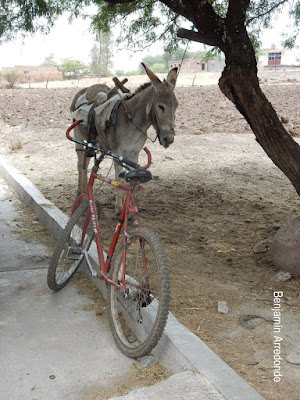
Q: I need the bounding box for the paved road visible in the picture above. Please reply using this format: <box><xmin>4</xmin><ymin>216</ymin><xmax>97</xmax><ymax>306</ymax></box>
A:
<box><xmin>0</xmin><ymin>178</ymin><xmax>134</xmax><ymax>400</ymax></box>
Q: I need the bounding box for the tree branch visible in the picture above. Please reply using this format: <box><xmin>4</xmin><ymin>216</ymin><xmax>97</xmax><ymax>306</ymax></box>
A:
<box><xmin>177</xmin><ymin>27</ymin><xmax>219</xmax><ymax>47</ymax></box>
<box><xmin>247</xmin><ymin>0</ymin><xmax>288</xmax><ymax>24</ymax></box>
<box><xmin>161</xmin><ymin>0</ymin><xmax>225</xmax><ymax>49</ymax></box>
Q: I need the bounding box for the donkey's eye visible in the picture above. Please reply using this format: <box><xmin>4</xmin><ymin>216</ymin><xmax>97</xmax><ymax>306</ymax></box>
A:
<box><xmin>158</xmin><ymin>105</ymin><xmax>165</xmax><ymax>113</ymax></box>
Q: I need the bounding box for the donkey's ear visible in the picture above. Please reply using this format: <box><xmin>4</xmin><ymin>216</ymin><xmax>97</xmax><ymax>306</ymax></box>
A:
<box><xmin>166</xmin><ymin>67</ymin><xmax>178</xmax><ymax>89</ymax></box>
<box><xmin>142</xmin><ymin>63</ymin><xmax>162</xmax><ymax>91</ymax></box>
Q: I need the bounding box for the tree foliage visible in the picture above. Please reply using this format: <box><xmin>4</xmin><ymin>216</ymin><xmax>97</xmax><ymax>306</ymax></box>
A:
<box><xmin>60</xmin><ymin>58</ymin><xmax>87</xmax><ymax>77</ymax></box>
<box><xmin>41</xmin><ymin>53</ymin><xmax>57</xmax><ymax>66</ymax></box>
<box><xmin>0</xmin><ymin>0</ymin><xmax>63</xmax><ymax>42</ymax></box>
<box><xmin>90</xmin><ymin>0</ymin><xmax>300</xmax><ymax>52</ymax></box>
<box><xmin>92</xmin><ymin>0</ymin><xmax>185</xmax><ymax>52</ymax></box>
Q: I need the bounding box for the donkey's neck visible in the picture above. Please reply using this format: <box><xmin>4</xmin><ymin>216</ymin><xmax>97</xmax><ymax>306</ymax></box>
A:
<box><xmin>126</xmin><ymin>85</ymin><xmax>154</xmax><ymax>132</ymax></box>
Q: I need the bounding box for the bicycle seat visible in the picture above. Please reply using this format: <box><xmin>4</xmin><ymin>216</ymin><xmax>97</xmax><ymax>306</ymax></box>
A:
<box><xmin>119</xmin><ymin>169</ymin><xmax>152</xmax><ymax>183</ymax></box>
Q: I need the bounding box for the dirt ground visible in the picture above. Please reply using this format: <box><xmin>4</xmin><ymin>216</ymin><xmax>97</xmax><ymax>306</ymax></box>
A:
<box><xmin>1</xmin><ymin>71</ymin><xmax>300</xmax><ymax>400</ymax></box>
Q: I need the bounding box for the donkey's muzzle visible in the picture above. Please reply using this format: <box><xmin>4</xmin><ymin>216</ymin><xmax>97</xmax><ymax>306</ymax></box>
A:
<box><xmin>159</xmin><ymin>131</ymin><xmax>175</xmax><ymax>148</ymax></box>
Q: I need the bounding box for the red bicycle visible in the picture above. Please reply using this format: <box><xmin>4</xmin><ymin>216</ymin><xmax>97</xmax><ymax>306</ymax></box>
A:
<box><xmin>47</xmin><ymin>120</ymin><xmax>170</xmax><ymax>358</ymax></box>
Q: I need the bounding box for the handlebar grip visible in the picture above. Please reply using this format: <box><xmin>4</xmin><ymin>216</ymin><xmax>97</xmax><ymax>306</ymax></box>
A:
<box><xmin>66</xmin><ymin>119</ymin><xmax>83</xmax><ymax>141</ymax></box>
<box><xmin>118</xmin><ymin>156</ymin><xmax>139</xmax><ymax>169</ymax></box>
<box><xmin>139</xmin><ymin>147</ymin><xmax>152</xmax><ymax>169</ymax></box>
<box><xmin>117</xmin><ymin>147</ymin><xmax>151</xmax><ymax>170</ymax></box>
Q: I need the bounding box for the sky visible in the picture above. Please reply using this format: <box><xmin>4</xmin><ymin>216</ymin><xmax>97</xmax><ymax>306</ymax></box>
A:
<box><xmin>0</xmin><ymin>5</ymin><xmax>298</xmax><ymax>72</ymax></box>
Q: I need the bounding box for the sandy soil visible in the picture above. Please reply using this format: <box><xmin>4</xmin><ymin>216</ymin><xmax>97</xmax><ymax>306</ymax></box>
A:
<box><xmin>1</xmin><ymin>71</ymin><xmax>300</xmax><ymax>400</ymax></box>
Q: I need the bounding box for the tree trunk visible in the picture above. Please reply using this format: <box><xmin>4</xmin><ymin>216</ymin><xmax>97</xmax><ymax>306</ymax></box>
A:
<box><xmin>218</xmin><ymin>19</ymin><xmax>300</xmax><ymax>197</ymax></box>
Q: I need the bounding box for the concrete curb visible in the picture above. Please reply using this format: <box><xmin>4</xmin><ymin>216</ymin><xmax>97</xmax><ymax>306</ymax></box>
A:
<box><xmin>0</xmin><ymin>155</ymin><xmax>265</xmax><ymax>400</ymax></box>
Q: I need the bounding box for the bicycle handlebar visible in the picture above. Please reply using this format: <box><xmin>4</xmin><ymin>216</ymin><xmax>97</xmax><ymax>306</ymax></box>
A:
<box><xmin>66</xmin><ymin>120</ymin><xmax>152</xmax><ymax>170</ymax></box>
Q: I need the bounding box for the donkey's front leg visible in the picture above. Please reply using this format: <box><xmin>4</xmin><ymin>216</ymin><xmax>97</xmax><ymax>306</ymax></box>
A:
<box><xmin>76</xmin><ymin>143</ymin><xmax>90</xmax><ymax>196</ymax></box>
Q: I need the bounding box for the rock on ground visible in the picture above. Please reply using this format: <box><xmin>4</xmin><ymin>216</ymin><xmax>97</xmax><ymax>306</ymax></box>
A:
<box><xmin>272</xmin><ymin>216</ymin><xmax>300</xmax><ymax>276</ymax></box>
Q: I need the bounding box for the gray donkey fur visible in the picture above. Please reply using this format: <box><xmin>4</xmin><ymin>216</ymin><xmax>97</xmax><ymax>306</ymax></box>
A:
<box><xmin>70</xmin><ymin>63</ymin><xmax>178</xmax><ymax>215</ymax></box>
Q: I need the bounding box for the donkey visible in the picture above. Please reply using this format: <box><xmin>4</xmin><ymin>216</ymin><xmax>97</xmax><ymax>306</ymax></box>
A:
<box><xmin>70</xmin><ymin>63</ymin><xmax>178</xmax><ymax>215</ymax></box>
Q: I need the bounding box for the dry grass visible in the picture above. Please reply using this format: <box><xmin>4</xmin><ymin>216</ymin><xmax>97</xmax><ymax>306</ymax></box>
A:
<box><xmin>12</xmin><ymin>201</ymin><xmax>56</xmax><ymax>253</ymax></box>
<box><xmin>8</xmin><ymin>138</ymin><xmax>22</xmax><ymax>151</ymax></box>
<box><xmin>73</xmin><ymin>271</ymin><xmax>108</xmax><ymax>316</ymax></box>
<box><xmin>84</xmin><ymin>363</ymin><xmax>172</xmax><ymax>400</ymax></box>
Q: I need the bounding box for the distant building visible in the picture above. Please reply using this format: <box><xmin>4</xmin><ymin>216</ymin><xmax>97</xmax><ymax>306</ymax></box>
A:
<box><xmin>258</xmin><ymin>48</ymin><xmax>300</xmax><ymax>69</ymax></box>
<box><xmin>168</xmin><ymin>58</ymin><xmax>225</xmax><ymax>73</ymax></box>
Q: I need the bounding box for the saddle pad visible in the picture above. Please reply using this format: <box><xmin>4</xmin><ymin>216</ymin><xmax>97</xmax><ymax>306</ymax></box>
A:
<box><xmin>94</xmin><ymin>93</ymin><xmax>131</xmax><ymax>131</ymax></box>
<box><xmin>71</xmin><ymin>91</ymin><xmax>108</xmax><ymax>126</ymax></box>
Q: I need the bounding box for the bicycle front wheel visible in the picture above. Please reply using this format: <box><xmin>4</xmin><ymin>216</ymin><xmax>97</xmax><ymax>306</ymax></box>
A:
<box><xmin>47</xmin><ymin>200</ymin><xmax>93</xmax><ymax>291</ymax></box>
<box><xmin>107</xmin><ymin>227</ymin><xmax>170</xmax><ymax>358</ymax></box>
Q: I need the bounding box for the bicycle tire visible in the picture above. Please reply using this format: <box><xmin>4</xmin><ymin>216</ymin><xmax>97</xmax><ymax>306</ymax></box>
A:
<box><xmin>107</xmin><ymin>227</ymin><xmax>170</xmax><ymax>358</ymax></box>
<box><xmin>47</xmin><ymin>200</ymin><xmax>93</xmax><ymax>291</ymax></box>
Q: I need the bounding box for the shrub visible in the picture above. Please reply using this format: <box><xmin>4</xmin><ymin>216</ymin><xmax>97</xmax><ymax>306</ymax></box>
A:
<box><xmin>150</xmin><ymin>63</ymin><xmax>168</xmax><ymax>73</ymax></box>
<box><xmin>3</xmin><ymin>70</ymin><xmax>21</xmax><ymax>88</ymax></box>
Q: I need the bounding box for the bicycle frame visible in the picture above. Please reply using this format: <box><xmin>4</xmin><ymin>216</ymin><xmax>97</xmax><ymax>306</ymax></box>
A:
<box><xmin>72</xmin><ymin>169</ymin><xmax>144</xmax><ymax>291</ymax></box>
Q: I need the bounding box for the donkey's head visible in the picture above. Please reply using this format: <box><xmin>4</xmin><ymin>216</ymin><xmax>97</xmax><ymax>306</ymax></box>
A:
<box><xmin>142</xmin><ymin>63</ymin><xmax>178</xmax><ymax>148</ymax></box>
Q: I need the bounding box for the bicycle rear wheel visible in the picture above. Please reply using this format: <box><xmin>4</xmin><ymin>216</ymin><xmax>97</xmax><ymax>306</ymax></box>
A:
<box><xmin>47</xmin><ymin>200</ymin><xmax>93</xmax><ymax>291</ymax></box>
<box><xmin>107</xmin><ymin>227</ymin><xmax>170</xmax><ymax>358</ymax></box>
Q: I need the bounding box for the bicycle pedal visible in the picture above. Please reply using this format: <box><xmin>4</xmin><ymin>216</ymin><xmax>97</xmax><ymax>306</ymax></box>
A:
<box><xmin>67</xmin><ymin>246</ymin><xmax>82</xmax><ymax>260</ymax></box>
